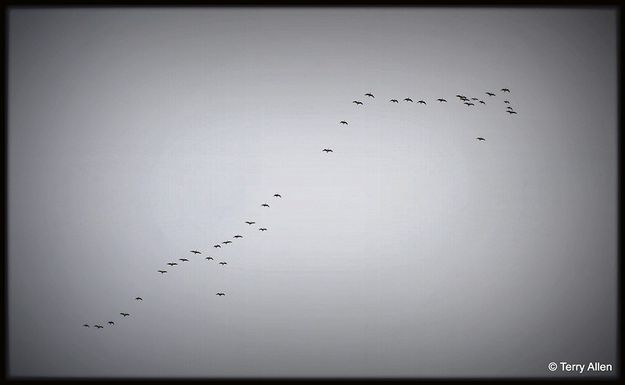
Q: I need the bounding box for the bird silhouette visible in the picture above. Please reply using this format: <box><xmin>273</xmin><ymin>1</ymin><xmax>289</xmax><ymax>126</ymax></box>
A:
<box><xmin>340</xmin><ymin>121</ymin><xmax>348</xmax><ymax>125</ymax></box>
<box><xmin>390</xmin><ymin>99</ymin><xmax>399</xmax><ymax>103</ymax></box>
<box><xmin>166</xmin><ymin>262</ymin><xmax>178</xmax><ymax>266</ymax></box>
<box><xmin>233</xmin><ymin>235</ymin><xmax>243</xmax><ymax>238</ymax></box>
<box><xmin>245</xmin><ymin>221</ymin><xmax>256</xmax><ymax>225</ymax></box>
<box><xmin>94</xmin><ymin>325</ymin><xmax>104</xmax><ymax>329</ymax></box>
<box><xmin>158</xmin><ymin>270</ymin><xmax>167</xmax><ymax>274</ymax></box>
<box><xmin>476</xmin><ymin>137</ymin><xmax>486</xmax><ymax>141</ymax></box>
<box><xmin>504</xmin><ymin>100</ymin><xmax>510</xmax><ymax>104</ymax></box>
<box><xmin>352</xmin><ymin>101</ymin><xmax>363</xmax><ymax>105</ymax></box>
<box><xmin>486</xmin><ymin>92</ymin><xmax>496</xmax><ymax>96</ymax></box>
<box><xmin>501</xmin><ymin>88</ymin><xmax>510</xmax><ymax>92</ymax></box>
<box><xmin>464</xmin><ymin>102</ymin><xmax>474</xmax><ymax>106</ymax></box>
<box><xmin>417</xmin><ymin>100</ymin><xmax>426</xmax><ymax>105</ymax></box>
<box><xmin>135</xmin><ymin>297</ymin><xmax>143</xmax><ymax>301</ymax></box>
<box><xmin>259</xmin><ymin>228</ymin><xmax>268</xmax><ymax>231</ymax></box>
<box><xmin>404</xmin><ymin>98</ymin><xmax>413</xmax><ymax>102</ymax></box>
<box><xmin>219</xmin><ymin>262</ymin><xmax>228</xmax><ymax>265</ymax></box>
<box><xmin>214</xmin><ymin>244</ymin><xmax>221</xmax><ymax>248</ymax></box>
<box><xmin>455</xmin><ymin>94</ymin><xmax>464</xmax><ymax>98</ymax></box>
<box><xmin>471</xmin><ymin>97</ymin><xmax>479</xmax><ymax>101</ymax></box>
<box><xmin>190</xmin><ymin>250</ymin><xmax>201</xmax><ymax>254</ymax></box>
<box><xmin>83</xmin><ymin>324</ymin><xmax>90</xmax><ymax>328</ymax></box>
<box><xmin>479</xmin><ymin>100</ymin><xmax>486</xmax><ymax>104</ymax></box>
<box><xmin>261</xmin><ymin>203</ymin><xmax>270</xmax><ymax>207</ymax></box>
<box><xmin>179</xmin><ymin>258</ymin><xmax>189</xmax><ymax>262</ymax></box>
<box><xmin>216</xmin><ymin>292</ymin><xmax>226</xmax><ymax>296</ymax></box>
<box><xmin>322</xmin><ymin>149</ymin><xmax>333</xmax><ymax>153</ymax></box>
<box><xmin>205</xmin><ymin>256</ymin><xmax>214</xmax><ymax>260</ymax></box>
<box><xmin>120</xmin><ymin>313</ymin><xmax>130</xmax><ymax>317</ymax></box>
<box><xmin>222</xmin><ymin>240</ymin><xmax>232</xmax><ymax>244</ymax></box>
<box><xmin>507</xmin><ymin>110</ymin><xmax>518</xmax><ymax>114</ymax></box>
<box><xmin>273</xmin><ymin>194</ymin><xmax>282</xmax><ymax>198</ymax></box>
<box><xmin>108</xmin><ymin>321</ymin><xmax>115</xmax><ymax>325</ymax></box>
<box><xmin>437</xmin><ymin>98</ymin><xmax>447</xmax><ymax>102</ymax></box>
<box><xmin>365</xmin><ymin>93</ymin><xmax>374</xmax><ymax>98</ymax></box>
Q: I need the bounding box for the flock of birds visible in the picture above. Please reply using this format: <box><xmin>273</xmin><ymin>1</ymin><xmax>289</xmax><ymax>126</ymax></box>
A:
<box><xmin>82</xmin><ymin>87</ymin><xmax>516</xmax><ymax>330</ymax></box>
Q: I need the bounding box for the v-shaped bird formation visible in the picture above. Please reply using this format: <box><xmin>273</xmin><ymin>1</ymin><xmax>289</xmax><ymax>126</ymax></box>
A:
<box><xmin>83</xmin><ymin>86</ymin><xmax>518</xmax><ymax>330</ymax></box>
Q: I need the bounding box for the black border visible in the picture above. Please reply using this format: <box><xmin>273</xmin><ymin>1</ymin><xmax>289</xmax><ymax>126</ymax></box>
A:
<box><xmin>2</xmin><ymin>1</ymin><xmax>622</xmax><ymax>383</ymax></box>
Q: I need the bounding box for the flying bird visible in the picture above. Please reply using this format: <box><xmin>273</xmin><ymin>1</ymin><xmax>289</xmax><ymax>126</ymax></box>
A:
<box><xmin>108</xmin><ymin>321</ymin><xmax>115</xmax><ymax>325</ymax></box>
<box><xmin>233</xmin><ymin>235</ymin><xmax>243</xmax><ymax>238</ymax></box>
<box><xmin>365</xmin><ymin>93</ymin><xmax>374</xmax><ymax>98</ymax></box>
<box><xmin>471</xmin><ymin>97</ymin><xmax>479</xmax><ymax>101</ymax></box>
<box><xmin>135</xmin><ymin>297</ymin><xmax>143</xmax><ymax>301</ymax></box>
<box><xmin>417</xmin><ymin>100</ymin><xmax>426</xmax><ymax>105</ymax></box>
<box><xmin>322</xmin><ymin>148</ymin><xmax>333</xmax><ymax>153</ymax></box>
<box><xmin>261</xmin><ymin>203</ymin><xmax>270</xmax><ymax>207</ymax></box>
<box><xmin>214</xmin><ymin>244</ymin><xmax>221</xmax><ymax>248</ymax></box>
<box><xmin>352</xmin><ymin>101</ymin><xmax>363</xmax><ymax>105</ymax></box>
<box><xmin>479</xmin><ymin>100</ymin><xmax>486</xmax><ymax>104</ymax></box>
<box><xmin>83</xmin><ymin>324</ymin><xmax>90</xmax><ymax>328</ymax></box>
<box><xmin>245</xmin><ymin>221</ymin><xmax>256</xmax><ymax>225</ymax></box>
<box><xmin>437</xmin><ymin>98</ymin><xmax>447</xmax><ymax>102</ymax></box>
<box><xmin>166</xmin><ymin>262</ymin><xmax>178</xmax><ymax>266</ymax></box>
<box><xmin>158</xmin><ymin>270</ymin><xmax>167</xmax><ymax>274</ymax></box>
<box><xmin>464</xmin><ymin>102</ymin><xmax>474</xmax><ymax>106</ymax></box>
<box><xmin>390</xmin><ymin>99</ymin><xmax>399</xmax><ymax>103</ymax></box>
<box><xmin>120</xmin><ymin>313</ymin><xmax>130</xmax><ymax>317</ymax></box>
<box><xmin>486</xmin><ymin>92</ymin><xmax>496</xmax><ymax>96</ymax></box>
<box><xmin>219</xmin><ymin>262</ymin><xmax>228</xmax><ymax>265</ymax></box>
<box><xmin>340</xmin><ymin>121</ymin><xmax>348</xmax><ymax>125</ymax></box>
<box><xmin>404</xmin><ymin>98</ymin><xmax>413</xmax><ymax>102</ymax></box>
<box><xmin>216</xmin><ymin>292</ymin><xmax>226</xmax><ymax>296</ymax></box>
<box><xmin>476</xmin><ymin>137</ymin><xmax>486</xmax><ymax>141</ymax></box>
<box><xmin>190</xmin><ymin>250</ymin><xmax>201</xmax><ymax>254</ymax></box>
<box><xmin>94</xmin><ymin>325</ymin><xmax>104</xmax><ymax>329</ymax></box>
<box><xmin>205</xmin><ymin>256</ymin><xmax>214</xmax><ymax>260</ymax></box>
<box><xmin>273</xmin><ymin>194</ymin><xmax>281</xmax><ymax>198</ymax></box>
<box><xmin>504</xmin><ymin>100</ymin><xmax>510</xmax><ymax>104</ymax></box>
<box><xmin>259</xmin><ymin>228</ymin><xmax>268</xmax><ymax>231</ymax></box>
<box><xmin>507</xmin><ymin>110</ymin><xmax>518</xmax><ymax>114</ymax></box>
<box><xmin>222</xmin><ymin>240</ymin><xmax>232</xmax><ymax>244</ymax></box>
<box><xmin>179</xmin><ymin>258</ymin><xmax>189</xmax><ymax>262</ymax></box>
<box><xmin>455</xmin><ymin>94</ymin><xmax>464</xmax><ymax>98</ymax></box>
<box><xmin>501</xmin><ymin>88</ymin><xmax>510</xmax><ymax>92</ymax></box>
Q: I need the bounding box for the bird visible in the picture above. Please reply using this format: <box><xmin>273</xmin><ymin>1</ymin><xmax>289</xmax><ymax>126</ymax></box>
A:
<box><xmin>507</xmin><ymin>110</ymin><xmax>518</xmax><ymax>114</ymax></box>
<box><xmin>214</xmin><ymin>244</ymin><xmax>221</xmax><ymax>248</ymax></box>
<box><xmin>455</xmin><ymin>94</ymin><xmax>464</xmax><ymax>98</ymax></box>
<box><xmin>83</xmin><ymin>324</ymin><xmax>90</xmax><ymax>328</ymax></box>
<box><xmin>166</xmin><ymin>262</ymin><xmax>178</xmax><ymax>266</ymax></box>
<box><xmin>273</xmin><ymin>194</ymin><xmax>282</xmax><ymax>198</ymax></box>
<box><xmin>245</xmin><ymin>221</ymin><xmax>256</xmax><ymax>225</ymax></box>
<box><xmin>486</xmin><ymin>92</ymin><xmax>496</xmax><ymax>96</ymax></box>
<box><xmin>108</xmin><ymin>321</ymin><xmax>115</xmax><ymax>325</ymax></box>
<box><xmin>158</xmin><ymin>270</ymin><xmax>167</xmax><ymax>274</ymax></box>
<box><xmin>205</xmin><ymin>256</ymin><xmax>214</xmax><ymax>260</ymax></box>
<box><xmin>464</xmin><ymin>102</ymin><xmax>474</xmax><ymax>106</ymax></box>
<box><xmin>352</xmin><ymin>101</ymin><xmax>363</xmax><ymax>105</ymax></box>
<box><xmin>135</xmin><ymin>297</ymin><xmax>143</xmax><ymax>301</ymax></box>
<box><xmin>417</xmin><ymin>100</ymin><xmax>426</xmax><ymax>105</ymax></box>
<box><xmin>222</xmin><ymin>240</ymin><xmax>232</xmax><ymax>244</ymax></box>
<box><xmin>437</xmin><ymin>98</ymin><xmax>447</xmax><ymax>102</ymax></box>
<box><xmin>94</xmin><ymin>325</ymin><xmax>104</xmax><ymax>329</ymax></box>
<box><xmin>340</xmin><ymin>121</ymin><xmax>348</xmax><ymax>125</ymax></box>
<box><xmin>501</xmin><ymin>88</ymin><xmax>510</xmax><ymax>92</ymax></box>
<box><xmin>120</xmin><ymin>313</ymin><xmax>130</xmax><ymax>317</ymax></box>
<box><xmin>179</xmin><ymin>258</ymin><xmax>189</xmax><ymax>262</ymax></box>
<box><xmin>259</xmin><ymin>228</ymin><xmax>268</xmax><ymax>231</ymax></box>
<box><xmin>261</xmin><ymin>203</ymin><xmax>270</xmax><ymax>207</ymax></box>
<box><xmin>219</xmin><ymin>262</ymin><xmax>227</xmax><ymax>265</ymax></box>
<box><xmin>233</xmin><ymin>235</ymin><xmax>243</xmax><ymax>238</ymax></box>
<box><xmin>404</xmin><ymin>98</ymin><xmax>413</xmax><ymax>102</ymax></box>
<box><xmin>476</xmin><ymin>137</ymin><xmax>486</xmax><ymax>141</ymax></box>
<box><xmin>190</xmin><ymin>250</ymin><xmax>201</xmax><ymax>254</ymax></box>
<box><xmin>322</xmin><ymin>149</ymin><xmax>333</xmax><ymax>153</ymax></box>
<box><xmin>504</xmin><ymin>100</ymin><xmax>510</xmax><ymax>104</ymax></box>
<box><xmin>479</xmin><ymin>100</ymin><xmax>486</xmax><ymax>104</ymax></box>
<box><xmin>365</xmin><ymin>93</ymin><xmax>374</xmax><ymax>98</ymax></box>
<box><xmin>471</xmin><ymin>97</ymin><xmax>479</xmax><ymax>101</ymax></box>
<box><xmin>216</xmin><ymin>292</ymin><xmax>226</xmax><ymax>296</ymax></box>
<box><xmin>390</xmin><ymin>99</ymin><xmax>399</xmax><ymax>103</ymax></box>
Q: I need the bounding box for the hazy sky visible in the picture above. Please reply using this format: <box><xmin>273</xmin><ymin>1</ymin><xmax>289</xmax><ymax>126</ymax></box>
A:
<box><xmin>8</xmin><ymin>7</ymin><xmax>618</xmax><ymax>378</ymax></box>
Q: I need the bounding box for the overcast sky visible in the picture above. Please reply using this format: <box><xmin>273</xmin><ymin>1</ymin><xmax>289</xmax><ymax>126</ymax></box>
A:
<box><xmin>8</xmin><ymin>7</ymin><xmax>618</xmax><ymax>378</ymax></box>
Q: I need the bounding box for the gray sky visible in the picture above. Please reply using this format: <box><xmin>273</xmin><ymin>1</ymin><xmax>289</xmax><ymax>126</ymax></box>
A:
<box><xmin>8</xmin><ymin>8</ymin><xmax>618</xmax><ymax>378</ymax></box>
